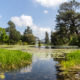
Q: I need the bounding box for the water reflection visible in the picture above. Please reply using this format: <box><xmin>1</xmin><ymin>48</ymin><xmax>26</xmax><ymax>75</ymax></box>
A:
<box><xmin>20</xmin><ymin>65</ymin><xmax>32</xmax><ymax>74</ymax></box>
<box><xmin>4</xmin><ymin>51</ymin><xmax>58</xmax><ymax>80</ymax></box>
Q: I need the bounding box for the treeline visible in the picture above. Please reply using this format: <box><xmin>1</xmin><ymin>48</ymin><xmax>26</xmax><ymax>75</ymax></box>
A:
<box><xmin>1</xmin><ymin>0</ymin><xmax>80</xmax><ymax>46</ymax></box>
<box><xmin>51</xmin><ymin>0</ymin><xmax>80</xmax><ymax>47</ymax></box>
<box><xmin>0</xmin><ymin>21</ymin><xmax>36</xmax><ymax>45</ymax></box>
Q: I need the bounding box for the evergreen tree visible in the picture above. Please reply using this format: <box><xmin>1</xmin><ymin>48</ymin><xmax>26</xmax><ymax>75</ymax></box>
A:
<box><xmin>45</xmin><ymin>32</ymin><xmax>49</xmax><ymax>45</ymax></box>
<box><xmin>22</xmin><ymin>26</ymin><xmax>36</xmax><ymax>45</ymax></box>
<box><xmin>24</xmin><ymin>26</ymin><xmax>32</xmax><ymax>34</ymax></box>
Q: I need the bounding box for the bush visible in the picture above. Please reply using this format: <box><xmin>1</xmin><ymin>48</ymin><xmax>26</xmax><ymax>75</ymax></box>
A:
<box><xmin>69</xmin><ymin>34</ymin><xmax>79</xmax><ymax>46</ymax></box>
<box><xmin>16</xmin><ymin>40</ymin><xmax>22</xmax><ymax>45</ymax></box>
<box><xmin>22</xmin><ymin>42</ymin><xmax>28</xmax><ymax>45</ymax></box>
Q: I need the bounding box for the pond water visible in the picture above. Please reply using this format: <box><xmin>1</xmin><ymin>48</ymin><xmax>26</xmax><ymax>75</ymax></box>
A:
<box><xmin>0</xmin><ymin>49</ymin><xmax>59</xmax><ymax>80</ymax></box>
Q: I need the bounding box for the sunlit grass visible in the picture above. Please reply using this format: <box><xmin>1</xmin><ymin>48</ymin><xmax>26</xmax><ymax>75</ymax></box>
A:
<box><xmin>61</xmin><ymin>50</ymin><xmax>80</xmax><ymax>70</ymax></box>
<box><xmin>0</xmin><ymin>49</ymin><xmax>32</xmax><ymax>70</ymax></box>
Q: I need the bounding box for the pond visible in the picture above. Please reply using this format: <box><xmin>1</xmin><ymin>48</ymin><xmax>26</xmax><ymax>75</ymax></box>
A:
<box><xmin>0</xmin><ymin>48</ymin><xmax>59</xmax><ymax>80</ymax></box>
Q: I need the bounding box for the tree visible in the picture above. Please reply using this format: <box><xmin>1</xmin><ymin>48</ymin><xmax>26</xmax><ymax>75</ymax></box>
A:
<box><xmin>78</xmin><ymin>35</ymin><xmax>80</xmax><ymax>47</ymax></box>
<box><xmin>45</xmin><ymin>32</ymin><xmax>49</xmax><ymax>45</ymax></box>
<box><xmin>51</xmin><ymin>0</ymin><xmax>80</xmax><ymax>45</ymax></box>
<box><xmin>51</xmin><ymin>31</ymin><xmax>58</xmax><ymax>45</ymax></box>
<box><xmin>6</xmin><ymin>21</ymin><xmax>21</xmax><ymax>44</ymax></box>
<box><xmin>58</xmin><ymin>0</ymin><xmax>80</xmax><ymax>33</ymax></box>
<box><xmin>51</xmin><ymin>31</ymin><xmax>65</xmax><ymax>45</ymax></box>
<box><xmin>22</xmin><ymin>27</ymin><xmax>36</xmax><ymax>45</ymax></box>
<box><xmin>69</xmin><ymin>33</ymin><xmax>79</xmax><ymax>45</ymax></box>
<box><xmin>38</xmin><ymin>39</ymin><xmax>41</xmax><ymax>47</ymax></box>
<box><xmin>0</xmin><ymin>27</ymin><xmax>9</xmax><ymax>44</ymax></box>
<box><xmin>24</xmin><ymin>26</ymin><xmax>32</xmax><ymax>34</ymax></box>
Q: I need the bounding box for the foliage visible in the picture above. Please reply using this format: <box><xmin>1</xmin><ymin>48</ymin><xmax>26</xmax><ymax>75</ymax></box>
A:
<box><xmin>22</xmin><ymin>42</ymin><xmax>28</xmax><ymax>45</ymax></box>
<box><xmin>22</xmin><ymin>26</ymin><xmax>36</xmax><ymax>45</ymax></box>
<box><xmin>24</xmin><ymin>26</ymin><xmax>32</xmax><ymax>34</ymax></box>
<box><xmin>0</xmin><ymin>49</ymin><xmax>32</xmax><ymax>70</ymax></box>
<box><xmin>51</xmin><ymin>0</ymin><xmax>80</xmax><ymax>46</ymax></box>
<box><xmin>78</xmin><ymin>35</ymin><xmax>80</xmax><ymax>47</ymax></box>
<box><xmin>38</xmin><ymin>40</ymin><xmax>41</xmax><ymax>47</ymax></box>
<box><xmin>51</xmin><ymin>31</ymin><xmax>69</xmax><ymax>45</ymax></box>
<box><xmin>0</xmin><ymin>27</ymin><xmax>9</xmax><ymax>44</ymax></box>
<box><xmin>45</xmin><ymin>32</ymin><xmax>49</xmax><ymax>45</ymax></box>
<box><xmin>6</xmin><ymin>21</ymin><xmax>21</xmax><ymax>44</ymax></box>
<box><xmin>69</xmin><ymin>33</ymin><xmax>79</xmax><ymax>45</ymax></box>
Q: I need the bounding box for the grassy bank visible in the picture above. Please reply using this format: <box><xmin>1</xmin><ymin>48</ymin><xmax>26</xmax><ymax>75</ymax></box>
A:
<box><xmin>0</xmin><ymin>49</ymin><xmax>32</xmax><ymax>70</ymax></box>
<box><xmin>60</xmin><ymin>50</ymin><xmax>80</xmax><ymax>71</ymax></box>
<box><xmin>54</xmin><ymin>50</ymin><xmax>80</xmax><ymax>80</ymax></box>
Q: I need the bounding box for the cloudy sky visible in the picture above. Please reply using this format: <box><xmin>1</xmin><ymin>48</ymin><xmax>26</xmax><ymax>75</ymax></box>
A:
<box><xmin>0</xmin><ymin>0</ymin><xmax>78</xmax><ymax>39</ymax></box>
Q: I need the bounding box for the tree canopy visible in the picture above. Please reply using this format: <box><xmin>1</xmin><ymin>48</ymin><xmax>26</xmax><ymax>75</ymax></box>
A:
<box><xmin>6</xmin><ymin>21</ymin><xmax>21</xmax><ymax>44</ymax></box>
<box><xmin>0</xmin><ymin>27</ymin><xmax>9</xmax><ymax>44</ymax></box>
<box><xmin>22</xmin><ymin>26</ymin><xmax>36</xmax><ymax>45</ymax></box>
<box><xmin>51</xmin><ymin>0</ymin><xmax>80</xmax><ymax>46</ymax></box>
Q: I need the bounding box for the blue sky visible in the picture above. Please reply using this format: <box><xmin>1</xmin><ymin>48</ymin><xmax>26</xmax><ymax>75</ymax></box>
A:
<box><xmin>0</xmin><ymin>0</ymin><xmax>57</xmax><ymax>27</ymax></box>
<box><xmin>0</xmin><ymin>0</ymin><xmax>79</xmax><ymax>39</ymax></box>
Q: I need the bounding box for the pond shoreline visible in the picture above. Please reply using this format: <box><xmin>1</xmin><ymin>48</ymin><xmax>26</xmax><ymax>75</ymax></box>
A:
<box><xmin>54</xmin><ymin>51</ymin><xmax>80</xmax><ymax>80</ymax></box>
<box><xmin>0</xmin><ymin>45</ymin><xmax>80</xmax><ymax>80</ymax></box>
<box><xmin>0</xmin><ymin>49</ymin><xmax>32</xmax><ymax>71</ymax></box>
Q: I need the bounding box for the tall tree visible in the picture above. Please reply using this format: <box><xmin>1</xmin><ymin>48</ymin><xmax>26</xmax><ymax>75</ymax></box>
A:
<box><xmin>51</xmin><ymin>0</ymin><xmax>80</xmax><ymax>45</ymax></box>
<box><xmin>57</xmin><ymin>0</ymin><xmax>80</xmax><ymax>34</ymax></box>
<box><xmin>22</xmin><ymin>26</ymin><xmax>36</xmax><ymax>45</ymax></box>
<box><xmin>24</xmin><ymin>26</ymin><xmax>32</xmax><ymax>34</ymax></box>
<box><xmin>6</xmin><ymin>21</ymin><xmax>21</xmax><ymax>44</ymax></box>
<box><xmin>45</xmin><ymin>32</ymin><xmax>49</xmax><ymax>45</ymax></box>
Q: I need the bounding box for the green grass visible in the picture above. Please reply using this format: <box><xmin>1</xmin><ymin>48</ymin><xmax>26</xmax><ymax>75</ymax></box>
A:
<box><xmin>0</xmin><ymin>49</ymin><xmax>32</xmax><ymax>70</ymax></box>
<box><xmin>61</xmin><ymin>50</ymin><xmax>80</xmax><ymax>70</ymax></box>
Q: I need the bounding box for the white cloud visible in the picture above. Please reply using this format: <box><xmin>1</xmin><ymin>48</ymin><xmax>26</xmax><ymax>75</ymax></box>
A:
<box><xmin>32</xmin><ymin>25</ymin><xmax>51</xmax><ymax>39</ymax></box>
<box><xmin>34</xmin><ymin>0</ymin><xmax>68</xmax><ymax>8</ymax></box>
<box><xmin>44</xmin><ymin>10</ymin><xmax>48</xmax><ymax>14</ymax></box>
<box><xmin>11</xmin><ymin>15</ymin><xmax>33</xmax><ymax>27</ymax></box>
<box><xmin>11</xmin><ymin>15</ymin><xmax>51</xmax><ymax>39</ymax></box>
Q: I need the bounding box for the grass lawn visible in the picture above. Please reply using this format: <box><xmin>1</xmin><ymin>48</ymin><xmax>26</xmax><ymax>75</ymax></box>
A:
<box><xmin>0</xmin><ymin>49</ymin><xmax>32</xmax><ymax>71</ymax></box>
